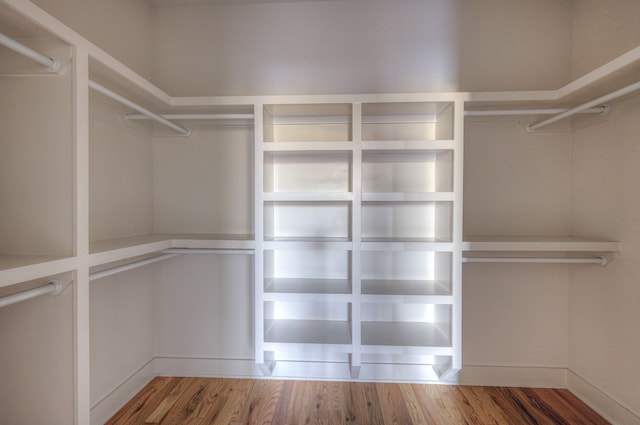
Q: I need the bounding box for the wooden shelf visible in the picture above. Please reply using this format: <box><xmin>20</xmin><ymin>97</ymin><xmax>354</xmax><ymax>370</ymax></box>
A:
<box><xmin>362</xmin><ymin>140</ymin><xmax>455</xmax><ymax>150</ymax></box>
<box><xmin>263</xmin><ymin>192</ymin><xmax>353</xmax><ymax>202</ymax></box>
<box><xmin>89</xmin><ymin>233</ymin><xmax>255</xmax><ymax>267</ymax></box>
<box><xmin>264</xmin><ymin>278</ymin><xmax>352</xmax><ymax>302</ymax></box>
<box><xmin>0</xmin><ymin>255</ymin><xmax>78</xmax><ymax>289</ymax></box>
<box><xmin>361</xmin><ymin>321</ymin><xmax>452</xmax><ymax>350</ymax></box>
<box><xmin>362</xmin><ymin>279</ymin><xmax>451</xmax><ymax>296</ymax></box>
<box><xmin>362</xmin><ymin>192</ymin><xmax>454</xmax><ymax>202</ymax></box>
<box><xmin>264</xmin><ymin>319</ymin><xmax>352</xmax><ymax>346</ymax></box>
<box><xmin>265</xmin><ymin>278</ymin><xmax>352</xmax><ymax>294</ymax></box>
<box><xmin>263</xmin><ymin>142</ymin><xmax>353</xmax><ymax>151</ymax></box>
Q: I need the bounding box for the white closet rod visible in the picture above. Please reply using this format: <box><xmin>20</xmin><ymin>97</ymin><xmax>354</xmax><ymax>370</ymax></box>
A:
<box><xmin>0</xmin><ymin>279</ymin><xmax>63</xmax><ymax>309</ymax></box>
<box><xmin>0</xmin><ymin>32</ymin><xmax>60</xmax><ymax>72</ymax></box>
<box><xmin>162</xmin><ymin>248</ymin><xmax>255</xmax><ymax>255</ymax></box>
<box><xmin>88</xmin><ymin>81</ymin><xmax>191</xmax><ymax>136</ymax></box>
<box><xmin>465</xmin><ymin>106</ymin><xmax>607</xmax><ymax>117</ymax></box>
<box><xmin>463</xmin><ymin>256</ymin><xmax>607</xmax><ymax>265</ymax></box>
<box><xmin>528</xmin><ymin>80</ymin><xmax>640</xmax><ymax>131</ymax></box>
<box><xmin>126</xmin><ymin>113</ymin><xmax>254</xmax><ymax>121</ymax></box>
<box><xmin>89</xmin><ymin>253</ymin><xmax>178</xmax><ymax>281</ymax></box>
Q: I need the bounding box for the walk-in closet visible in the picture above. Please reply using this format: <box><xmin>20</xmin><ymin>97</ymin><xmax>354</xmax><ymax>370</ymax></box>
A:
<box><xmin>1</xmin><ymin>0</ymin><xmax>639</xmax><ymax>424</ymax></box>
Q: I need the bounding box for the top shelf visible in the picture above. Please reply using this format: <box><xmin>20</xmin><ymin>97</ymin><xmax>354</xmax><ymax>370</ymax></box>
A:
<box><xmin>262</xmin><ymin>101</ymin><xmax>456</xmax><ymax>143</ymax></box>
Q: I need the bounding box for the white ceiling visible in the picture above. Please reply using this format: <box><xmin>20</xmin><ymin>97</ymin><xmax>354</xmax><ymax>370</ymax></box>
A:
<box><xmin>150</xmin><ymin>0</ymin><xmax>342</xmax><ymax>7</ymax></box>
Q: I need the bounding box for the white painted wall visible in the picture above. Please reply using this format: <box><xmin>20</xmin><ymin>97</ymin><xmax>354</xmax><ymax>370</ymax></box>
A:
<box><xmin>31</xmin><ymin>0</ymin><xmax>155</xmax><ymax>80</ymax></box>
<box><xmin>0</xmin><ymin>46</ymin><xmax>74</xmax><ymax>256</ymax></box>
<box><xmin>463</xmin><ymin>119</ymin><xmax>572</xmax><ymax>374</ymax></box>
<box><xmin>152</xmin><ymin>254</ymin><xmax>254</xmax><ymax>361</ymax></box>
<box><xmin>90</xmin><ymin>268</ymin><xmax>155</xmax><ymax>414</ymax></box>
<box><xmin>571</xmin><ymin>0</ymin><xmax>640</xmax><ymax>79</ymax></box>
<box><xmin>89</xmin><ymin>96</ymin><xmax>154</xmax><ymax>243</ymax></box>
<box><xmin>569</xmin><ymin>2</ymin><xmax>640</xmax><ymax>418</ymax></box>
<box><xmin>152</xmin><ymin>0</ymin><xmax>571</xmax><ymax>96</ymax></box>
<box><xmin>0</xmin><ymin>276</ymin><xmax>74</xmax><ymax>425</ymax></box>
<box><xmin>153</xmin><ymin>124</ymin><xmax>254</xmax><ymax>235</ymax></box>
<box><xmin>569</xmin><ymin>95</ymin><xmax>640</xmax><ymax>417</ymax></box>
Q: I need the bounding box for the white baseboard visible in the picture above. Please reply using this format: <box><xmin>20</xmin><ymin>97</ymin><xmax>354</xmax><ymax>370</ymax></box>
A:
<box><xmin>153</xmin><ymin>357</ymin><xmax>568</xmax><ymax>388</ymax></box>
<box><xmin>91</xmin><ymin>359</ymin><xmax>155</xmax><ymax>425</ymax></box>
<box><xmin>154</xmin><ymin>357</ymin><xmax>262</xmax><ymax>378</ymax></box>
<box><xmin>453</xmin><ymin>365</ymin><xmax>568</xmax><ymax>388</ymax></box>
<box><xmin>568</xmin><ymin>370</ymin><xmax>640</xmax><ymax>425</ymax></box>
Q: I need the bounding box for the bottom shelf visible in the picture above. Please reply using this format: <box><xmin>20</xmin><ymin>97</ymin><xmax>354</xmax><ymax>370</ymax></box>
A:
<box><xmin>361</xmin><ymin>321</ymin><xmax>452</xmax><ymax>351</ymax></box>
<box><xmin>264</xmin><ymin>319</ymin><xmax>352</xmax><ymax>346</ymax></box>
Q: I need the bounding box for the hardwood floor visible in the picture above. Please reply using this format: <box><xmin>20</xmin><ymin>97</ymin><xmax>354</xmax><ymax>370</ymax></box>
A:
<box><xmin>105</xmin><ymin>377</ymin><xmax>610</xmax><ymax>425</ymax></box>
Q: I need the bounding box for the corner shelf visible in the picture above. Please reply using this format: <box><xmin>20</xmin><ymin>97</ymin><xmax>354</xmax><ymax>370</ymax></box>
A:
<box><xmin>89</xmin><ymin>233</ymin><xmax>255</xmax><ymax>267</ymax></box>
<box><xmin>462</xmin><ymin>235</ymin><xmax>621</xmax><ymax>265</ymax></box>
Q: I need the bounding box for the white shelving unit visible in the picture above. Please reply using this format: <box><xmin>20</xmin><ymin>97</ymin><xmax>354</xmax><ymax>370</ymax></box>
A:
<box><xmin>254</xmin><ymin>98</ymin><xmax>464</xmax><ymax>379</ymax></box>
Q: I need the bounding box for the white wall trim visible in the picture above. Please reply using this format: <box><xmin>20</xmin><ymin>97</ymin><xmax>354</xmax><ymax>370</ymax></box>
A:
<box><xmin>567</xmin><ymin>370</ymin><xmax>640</xmax><ymax>425</ymax></box>
<box><xmin>153</xmin><ymin>357</ymin><xmax>569</xmax><ymax>388</ymax></box>
<box><xmin>90</xmin><ymin>359</ymin><xmax>155</xmax><ymax>425</ymax></box>
<box><xmin>154</xmin><ymin>357</ymin><xmax>262</xmax><ymax>378</ymax></box>
<box><xmin>453</xmin><ymin>365</ymin><xmax>568</xmax><ymax>388</ymax></box>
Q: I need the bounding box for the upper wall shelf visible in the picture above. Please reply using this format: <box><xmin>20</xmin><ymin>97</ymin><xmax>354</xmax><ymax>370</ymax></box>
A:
<box><xmin>463</xmin><ymin>235</ymin><xmax>621</xmax><ymax>252</ymax></box>
<box><xmin>462</xmin><ymin>236</ymin><xmax>621</xmax><ymax>266</ymax></box>
<box><xmin>465</xmin><ymin>46</ymin><xmax>640</xmax><ymax>110</ymax></box>
<box><xmin>89</xmin><ymin>234</ymin><xmax>255</xmax><ymax>268</ymax></box>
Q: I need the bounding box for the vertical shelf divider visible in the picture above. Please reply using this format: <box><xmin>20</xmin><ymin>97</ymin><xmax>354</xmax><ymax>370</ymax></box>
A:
<box><xmin>351</xmin><ymin>102</ymin><xmax>362</xmax><ymax>378</ymax></box>
<box><xmin>450</xmin><ymin>97</ymin><xmax>465</xmax><ymax>374</ymax></box>
<box><xmin>73</xmin><ymin>45</ymin><xmax>92</xmax><ymax>425</ymax></box>
<box><xmin>253</xmin><ymin>103</ymin><xmax>271</xmax><ymax>373</ymax></box>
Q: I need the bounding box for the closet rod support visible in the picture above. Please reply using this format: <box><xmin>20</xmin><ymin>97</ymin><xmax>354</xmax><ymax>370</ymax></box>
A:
<box><xmin>89</xmin><ymin>253</ymin><xmax>178</xmax><ymax>281</ymax></box>
<box><xmin>528</xmin><ymin>80</ymin><xmax>640</xmax><ymax>131</ymax></box>
<box><xmin>126</xmin><ymin>113</ymin><xmax>255</xmax><ymax>121</ymax></box>
<box><xmin>0</xmin><ymin>32</ymin><xmax>60</xmax><ymax>72</ymax></box>
<box><xmin>462</xmin><ymin>256</ymin><xmax>608</xmax><ymax>265</ymax></box>
<box><xmin>88</xmin><ymin>81</ymin><xmax>191</xmax><ymax>136</ymax></box>
<box><xmin>0</xmin><ymin>279</ymin><xmax>63</xmax><ymax>309</ymax></box>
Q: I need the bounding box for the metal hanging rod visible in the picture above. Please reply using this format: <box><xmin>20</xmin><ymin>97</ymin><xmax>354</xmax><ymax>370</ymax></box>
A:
<box><xmin>462</xmin><ymin>256</ymin><xmax>607</xmax><ymax>265</ymax></box>
<box><xmin>0</xmin><ymin>32</ymin><xmax>60</xmax><ymax>72</ymax></box>
<box><xmin>465</xmin><ymin>106</ymin><xmax>607</xmax><ymax>117</ymax></box>
<box><xmin>126</xmin><ymin>113</ymin><xmax>254</xmax><ymax>121</ymax></box>
<box><xmin>89</xmin><ymin>253</ymin><xmax>178</xmax><ymax>281</ymax></box>
<box><xmin>162</xmin><ymin>248</ymin><xmax>255</xmax><ymax>255</ymax></box>
<box><xmin>528</xmin><ymin>80</ymin><xmax>640</xmax><ymax>131</ymax></box>
<box><xmin>88</xmin><ymin>80</ymin><xmax>191</xmax><ymax>136</ymax></box>
<box><xmin>0</xmin><ymin>279</ymin><xmax>63</xmax><ymax>309</ymax></box>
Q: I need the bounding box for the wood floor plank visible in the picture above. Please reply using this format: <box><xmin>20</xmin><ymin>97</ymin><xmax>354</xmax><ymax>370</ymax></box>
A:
<box><xmin>105</xmin><ymin>377</ymin><xmax>611</xmax><ymax>425</ymax></box>
<box><xmin>376</xmin><ymin>382</ymin><xmax>413</xmax><ymax>425</ymax></box>
<box><xmin>399</xmin><ymin>384</ymin><xmax>429</xmax><ymax>425</ymax></box>
<box><xmin>104</xmin><ymin>376</ymin><xmax>179</xmax><ymax>425</ymax></box>
<box><xmin>144</xmin><ymin>377</ymin><xmax>196</xmax><ymax>424</ymax></box>
<box><xmin>346</xmin><ymin>382</ymin><xmax>371</xmax><ymax>425</ymax></box>
<box><xmin>211</xmin><ymin>378</ymin><xmax>255</xmax><ymax>425</ymax></box>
